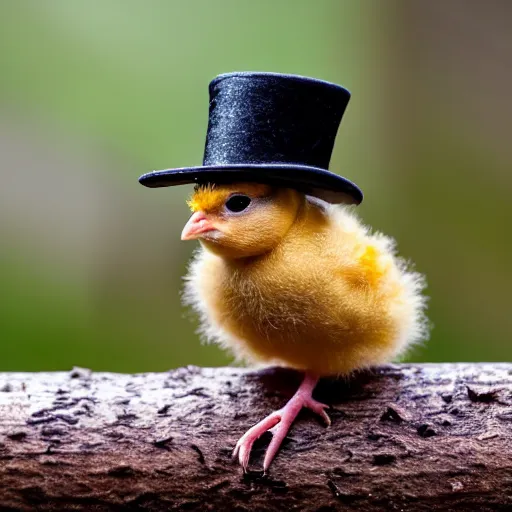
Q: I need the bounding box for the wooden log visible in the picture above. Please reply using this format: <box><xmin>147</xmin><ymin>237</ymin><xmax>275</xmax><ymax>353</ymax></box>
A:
<box><xmin>0</xmin><ymin>364</ymin><xmax>511</xmax><ymax>511</ymax></box>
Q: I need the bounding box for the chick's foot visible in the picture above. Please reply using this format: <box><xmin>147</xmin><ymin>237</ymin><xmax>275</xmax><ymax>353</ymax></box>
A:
<box><xmin>233</xmin><ymin>373</ymin><xmax>330</xmax><ymax>472</ymax></box>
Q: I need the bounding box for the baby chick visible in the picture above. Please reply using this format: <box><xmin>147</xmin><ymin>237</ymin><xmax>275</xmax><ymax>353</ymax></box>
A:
<box><xmin>181</xmin><ymin>181</ymin><xmax>428</xmax><ymax>472</ymax></box>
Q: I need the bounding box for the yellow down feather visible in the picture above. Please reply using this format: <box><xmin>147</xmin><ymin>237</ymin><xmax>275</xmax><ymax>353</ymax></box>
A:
<box><xmin>183</xmin><ymin>184</ymin><xmax>428</xmax><ymax>376</ymax></box>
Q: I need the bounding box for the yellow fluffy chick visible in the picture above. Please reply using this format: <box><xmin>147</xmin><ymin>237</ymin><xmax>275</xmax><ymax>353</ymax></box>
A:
<box><xmin>181</xmin><ymin>182</ymin><xmax>428</xmax><ymax>472</ymax></box>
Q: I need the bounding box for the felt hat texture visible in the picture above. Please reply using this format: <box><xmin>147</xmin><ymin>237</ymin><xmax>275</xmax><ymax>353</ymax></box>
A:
<box><xmin>139</xmin><ymin>72</ymin><xmax>363</xmax><ymax>204</ymax></box>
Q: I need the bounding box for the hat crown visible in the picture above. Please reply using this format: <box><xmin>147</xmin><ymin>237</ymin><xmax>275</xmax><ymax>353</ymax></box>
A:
<box><xmin>203</xmin><ymin>72</ymin><xmax>350</xmax><ymax>170</ymax></box>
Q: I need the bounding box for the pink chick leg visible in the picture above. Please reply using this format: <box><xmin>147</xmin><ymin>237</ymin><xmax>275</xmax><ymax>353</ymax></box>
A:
<box><xmin>233</xmin><ymin>373</ymin><xmax>331</xmax><ymax>472</ymax></box>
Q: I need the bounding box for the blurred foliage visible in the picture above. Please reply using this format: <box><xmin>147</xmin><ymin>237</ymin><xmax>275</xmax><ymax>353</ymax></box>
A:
<box><xmin>0</xmin><ymin>1</ymin><xmax>510</xmax><ymax>372</ymax></box>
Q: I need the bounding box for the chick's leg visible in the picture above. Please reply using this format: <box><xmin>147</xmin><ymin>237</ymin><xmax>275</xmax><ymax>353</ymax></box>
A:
<box><xmin>233</xmin><ymin>373</ymin><xmax>330</xmax><ymax>472</ymax></box>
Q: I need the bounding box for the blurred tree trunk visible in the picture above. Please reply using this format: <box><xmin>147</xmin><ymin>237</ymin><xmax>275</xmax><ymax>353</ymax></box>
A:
<box><xmin>0</xmin><ymin>364</ymin><xmax>511</xmax><ymax>511</ymax></box>
<box><xmin>385</xmin><ymin>0</ymin><xmax>512</xmax><ymax>362</ymax></box>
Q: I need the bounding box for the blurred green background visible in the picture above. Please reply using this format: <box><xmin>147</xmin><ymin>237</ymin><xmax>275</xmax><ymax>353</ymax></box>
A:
<box><xmin>1</xmin><ymin>1</ymin><xmax>510</xmax><ymax>372</ymax></box>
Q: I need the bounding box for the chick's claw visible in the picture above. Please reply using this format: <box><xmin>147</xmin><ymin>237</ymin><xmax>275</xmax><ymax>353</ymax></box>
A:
<box><xmin>233</xmin><ymin>375</ymin><xmax>330</xmax><ymax>472</ymax></box>
<box><xmin>233</xmin><ymin>414</ymin><xmax>280</xmax><ymax>471</ymax></box>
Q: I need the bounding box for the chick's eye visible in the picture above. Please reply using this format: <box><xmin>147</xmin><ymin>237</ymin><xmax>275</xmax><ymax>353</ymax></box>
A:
<box><xmin>225</xmin><ymin>195</ymin><xmax>251</xmax><ymax>213</ymax></box>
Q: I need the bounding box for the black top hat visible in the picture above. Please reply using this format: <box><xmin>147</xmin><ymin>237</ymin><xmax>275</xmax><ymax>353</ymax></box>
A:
<box><xmin>139</xmin><ymin>72</ymin><xmax>363</xmax><ymax>204</ymax></box>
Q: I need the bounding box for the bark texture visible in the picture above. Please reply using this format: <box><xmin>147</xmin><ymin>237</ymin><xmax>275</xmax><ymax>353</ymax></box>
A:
<box><xmin>0</xmin><ymin>364</ymin><xmax>511</xmax><ymax>511</ymax></box>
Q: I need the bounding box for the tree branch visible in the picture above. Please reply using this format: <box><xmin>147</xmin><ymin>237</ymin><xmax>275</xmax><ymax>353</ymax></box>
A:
<box><xmin>0</xmin><ymin>364</ymin><xmax>511</xmax><ymax>511</ymax></box>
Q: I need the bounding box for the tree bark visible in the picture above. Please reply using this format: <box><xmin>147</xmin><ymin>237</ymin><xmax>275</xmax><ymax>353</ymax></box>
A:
<box><xmin>0</xmin><ymin>364</ymin><xmax>511</xmax><ymax>511</ymax></box>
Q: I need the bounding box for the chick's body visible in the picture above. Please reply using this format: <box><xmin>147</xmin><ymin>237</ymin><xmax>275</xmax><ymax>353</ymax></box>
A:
<box><xmin>184</xmin><ymin>190</ymin><xmax>426</xmax><ymax>377</ymax></box>
<box><xmin>181</xmin><ymin>182</ymin><xmax>427</xmax><ymax>471</ymax></box>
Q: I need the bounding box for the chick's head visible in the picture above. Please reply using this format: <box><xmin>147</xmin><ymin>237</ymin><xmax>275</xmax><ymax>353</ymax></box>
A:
<box><xmin>182</xmin><ymin>182</ymin><xmax>303</xmax><ymax>259</ymax></box>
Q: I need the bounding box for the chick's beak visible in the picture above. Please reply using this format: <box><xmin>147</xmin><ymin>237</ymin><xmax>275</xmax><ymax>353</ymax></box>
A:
<box><xmin>181</xmin><ymin>211</ymin><xmax>216</xmax><ymax>241</ymax></box>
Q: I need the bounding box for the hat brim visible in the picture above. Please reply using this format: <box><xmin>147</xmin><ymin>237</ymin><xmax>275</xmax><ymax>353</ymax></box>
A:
<box><xmin>138</xmin><ymin>164</ymin><xmax>363</xmax><ymax>205</ymax></box>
